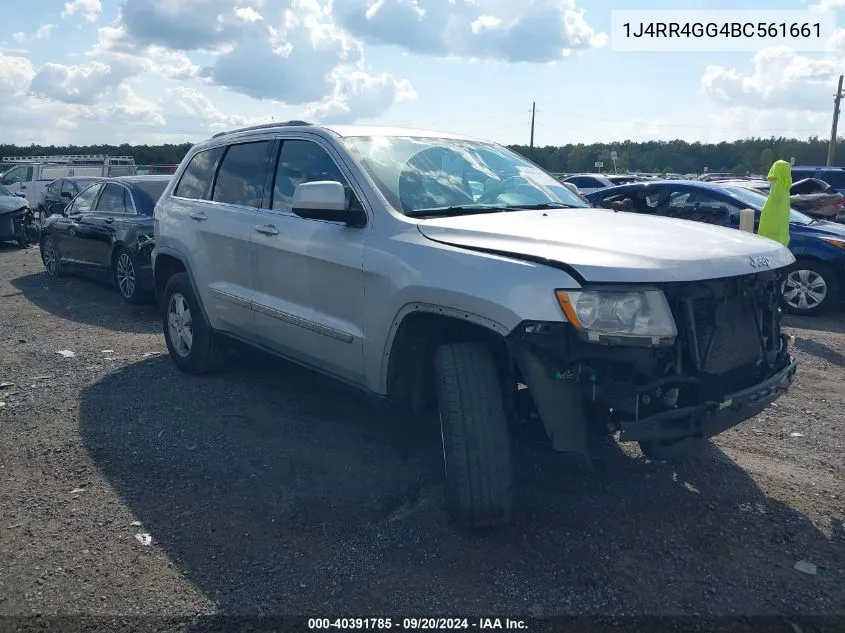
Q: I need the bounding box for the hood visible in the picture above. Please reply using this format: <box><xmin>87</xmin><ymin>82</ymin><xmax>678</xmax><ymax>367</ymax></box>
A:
<box><xmin>416</xmin><ymin>209</ymin><xmax>796</xmax><ymax>283</ymax></box>
<box><xmin>0</xmin><ymin>195</ymin><xmax>27</xmax><ymax>214</ymax></box>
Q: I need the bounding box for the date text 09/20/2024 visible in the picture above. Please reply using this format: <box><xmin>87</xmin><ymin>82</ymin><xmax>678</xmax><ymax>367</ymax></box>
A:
<box><xmin>307</xmin><ymin>618</ymin><xmax>528</xmax><ymax>630</ymax></box>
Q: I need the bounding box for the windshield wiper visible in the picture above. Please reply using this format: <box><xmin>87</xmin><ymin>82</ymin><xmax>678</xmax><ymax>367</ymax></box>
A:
<box><xmin>405</xmin><ymin>205</ymin><xmax>506</xmax><ymax>218</ymax></box>
<box><xmin>508</xmin><ymin>202</ymin><xmax>584</xmax><ymax>210</ymax></box>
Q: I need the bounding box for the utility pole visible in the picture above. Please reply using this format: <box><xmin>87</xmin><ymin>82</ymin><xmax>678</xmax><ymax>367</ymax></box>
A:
<box><xmin>529</xmin><ymin>101</ymin><xmax>536</xmax><ymax>152</ymax></box>
<box><xmin>827</xmin><ymin>75</ymin><xmax>843</xmax><ymax>166</ymax></box>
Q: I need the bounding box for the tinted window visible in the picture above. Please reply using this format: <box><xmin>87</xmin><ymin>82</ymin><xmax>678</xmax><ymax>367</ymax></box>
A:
<box><xmin>663</xmin><ymin>189</ymin><xmax>741</xmax><ymax>226</ymax></box>
<box><xmin>45</xmin><ymin>181</ymin><xmax>57</xmax><ymax>194</ymax></box>
<box><xmin>567</xmin><ymin>176</ymin><xmax>604</xmax><ymax>188</ymax></box>
<box><xmin>60</xmin><ymin>180</ymin><xmax>76</xmax><ymax>195</ymax></box>
<box><xmin>211</xmin><ymin>141</ymin><xmax>272</xmax><ymax>207</ymax></box>
<box><xmin>272</xmin><ymin>140</ymin><xmax>353</xmax><ymax>213</ymax></box>
<box><xmin>67</xmin><ymin>184</ymin><xmax>102</xmax><ymax>214</ymax></box>
<box><xmin>95</xmin><ymin>184</ymin><xmax>128</xmax><ymax>213</ymax></box>
<box><xmin>174</xmin><ymin>146</ymin><xmax>224</xmax><ymax>200</ymax></box>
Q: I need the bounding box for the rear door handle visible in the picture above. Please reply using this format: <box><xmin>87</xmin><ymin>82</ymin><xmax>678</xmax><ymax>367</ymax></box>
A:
<box><xmin>104</xmin><ymin>217</ymin><xmax>114</xmax><ymax>224</ymax></box>
<box><xmin>255</xmin><ymin>224</ymin><xmax>279</xmax><ymax>236</ymax></box>
<box><xmin>189</xmin><ymin>212</ymin><xmax>207</xmax><ymax>221</ymax></box>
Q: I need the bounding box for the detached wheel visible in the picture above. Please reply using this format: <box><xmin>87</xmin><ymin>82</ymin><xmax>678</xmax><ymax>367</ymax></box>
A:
<box><xmin>41</xmin><ymin>236</ymin><xmax>65</xmax><ymax>277</ymax></box>
<box><xmin>113</xmin><ymin>247</ymin><xmax>143</xmax><ymax>304</ymax></box>
<box><xmin>434</xmin><ymin>342</ymin><xmax>514</xmax><ymax>529</ymax></box>
<box><xmin>638</xmin><ymin>437</ymin><xmax>706</xmax><ymax>461</ymax></box>
<box><xmin>781</xmin><ymin>260</ymin><xmax>839</xmax><ymax>316</ymax></box>
<box><xmin>162</xmin><ymin>272</ymin><xmax>223</xmax><ymax>374</ymax></box>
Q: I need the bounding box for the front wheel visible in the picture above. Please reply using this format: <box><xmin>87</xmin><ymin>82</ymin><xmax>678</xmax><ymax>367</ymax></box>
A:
<box><xmin>161</xmin><ymin>272</ymin><xmax>224</xmax><ymax>374</ymax></box>
<box><xmin>781</xmin><ymin>260</ymin><xmax>840</xmax><ymax>316</ymax></box>
<box><xmin>434</xmin><ymin>342</ymin><xmax>514</xmax><ymax>529</ymax></box>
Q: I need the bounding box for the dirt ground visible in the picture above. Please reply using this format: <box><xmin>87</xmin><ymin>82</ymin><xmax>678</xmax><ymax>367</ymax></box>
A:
<box><xmin>0</xmin><ymin>244</ymin><xmax>843</xmax><ymax>626</ymax></box>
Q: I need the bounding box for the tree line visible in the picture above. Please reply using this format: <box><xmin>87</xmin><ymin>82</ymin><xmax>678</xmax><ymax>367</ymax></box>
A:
<box><xmin>2</xmin><ymin>136</ymin><xmax>843</xmax><ymax>174</ymax></box>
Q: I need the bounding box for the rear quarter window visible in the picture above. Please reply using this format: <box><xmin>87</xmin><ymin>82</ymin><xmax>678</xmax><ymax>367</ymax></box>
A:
<box><xmin>173</xmin><ymin>146</ymin><xmax>224</xmax><ymax>200</ymax></box>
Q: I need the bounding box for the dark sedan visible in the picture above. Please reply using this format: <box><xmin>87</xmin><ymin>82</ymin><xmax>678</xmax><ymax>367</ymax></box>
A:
<box><xmin>39</xmin><ymin>175</ymin><xmax>170</xmax><ymax>304</ymax></box>
<box><xmin>585</xmin><ymin>180</ymin><xmax>845</xmax><ymax>316</ymax></box>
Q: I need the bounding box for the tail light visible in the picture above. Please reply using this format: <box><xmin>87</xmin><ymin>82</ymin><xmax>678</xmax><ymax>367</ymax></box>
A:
<box><xmin>834</xmin><ymin>197</ymin><xmax>845</xmax><ymax>207</ymax></box>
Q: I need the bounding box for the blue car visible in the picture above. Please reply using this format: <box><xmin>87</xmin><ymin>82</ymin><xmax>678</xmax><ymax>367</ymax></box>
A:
<box><xmin>585</xmin><ymin>180</ymin><xmax>845</xmax><ymax>316</ymax></box>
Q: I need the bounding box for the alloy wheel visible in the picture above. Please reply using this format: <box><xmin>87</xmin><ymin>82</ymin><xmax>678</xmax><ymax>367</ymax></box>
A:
<box><xmin>167</xmin><ymin>293</ymin><xmax>193</xmax><ymax>358</ymax></box>
<box><xmin>42</xmin><ymin>239</ymin><xmax>57</xmax><ymax>276</ymax></box>
<box><xmin>116</xmin><ymin>253</ymin><xmax>136</xmax><ymax>299</ymax></box>
<box><xmin>782</xmin><ymin>269</ymin><xmax>827</xmax><ymax>311</ymax></box>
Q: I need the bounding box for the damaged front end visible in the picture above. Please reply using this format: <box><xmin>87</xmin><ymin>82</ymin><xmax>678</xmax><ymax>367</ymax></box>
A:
<box><xmin>506</xmin><ymin>271</ymin><xmax>797</xmax><ymax>455</ymax></box>
<box><xmin>0</xmin><ymin>201</ymin><xmax>38</xmax><ymax>247</ymax></box>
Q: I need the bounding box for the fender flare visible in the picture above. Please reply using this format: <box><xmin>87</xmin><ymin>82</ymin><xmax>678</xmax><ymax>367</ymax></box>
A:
<box><xmin>378</xmin><ymin>301</ymin><xmax>510</xmax><ymax>394</ymax></box>
<box><xmin>152</xmin><ymin>246</ymin><xmax>211</xmax><ymax>323</ymax></box>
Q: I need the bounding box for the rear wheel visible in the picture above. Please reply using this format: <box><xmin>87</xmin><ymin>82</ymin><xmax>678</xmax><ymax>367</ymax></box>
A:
<box><xmin>781</xmin><ymin>260</ymin><xmax>840</xmax><ymax>316</ymax></box>
<box><xmin>434</xmin><ymin>342</ymin><xmax>514</xmax><ymax>529</ymax></box>
<box><xmin>113</xmin><ymin>247</ymin><xmax>144</xmax><ymax>304</ymax></box>
<box><xmin>161</xmin><ymin>272</ymin><xmax>224</xmax><ymax>374</ymax></box>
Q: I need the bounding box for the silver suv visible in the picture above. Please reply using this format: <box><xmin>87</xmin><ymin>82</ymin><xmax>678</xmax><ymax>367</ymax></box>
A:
<box><xmin>153</xmin><ymin>122</ymin><xmax>797</xmax><ymax>529</ymax></box>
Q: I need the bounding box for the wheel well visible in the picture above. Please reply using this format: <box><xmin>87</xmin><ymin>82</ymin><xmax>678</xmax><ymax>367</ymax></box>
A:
<box><xmin>153</xmin><ymin>254</ymin><xmax>186</xmax><ymax>296</ymax></box>
<box><xmin>110</xmin><ymin>243</ymin><xmax>127</xmax><ymax>265</ymax></box>
<box><xmin>386</xmin><ymin>312</ymin><xmax>509</xmax><ymax>412</ymax></box>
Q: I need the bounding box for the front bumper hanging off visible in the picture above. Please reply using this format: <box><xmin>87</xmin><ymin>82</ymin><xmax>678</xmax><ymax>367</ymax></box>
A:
<box><xmin>618</xmin><ymin>357</ymin><xmax>798</xmax><ymax>443</ymax></box>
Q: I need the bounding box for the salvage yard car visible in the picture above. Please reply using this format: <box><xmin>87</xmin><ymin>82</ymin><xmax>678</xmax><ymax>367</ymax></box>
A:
<box><xmin>152</xmin><ymin>122</ymin><xmax>798</xmax><ymax>529</ymax></box>
<box><xmin>39</xmin><ymin>175</ymin><xmax>169</xmax><ymax>303</ymax></box>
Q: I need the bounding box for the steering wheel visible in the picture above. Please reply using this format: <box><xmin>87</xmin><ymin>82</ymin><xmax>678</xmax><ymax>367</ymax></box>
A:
<box><xmin>476</xmin><ymin>175</ymin><xmax>528</xmax><ymax>204</ymax></box>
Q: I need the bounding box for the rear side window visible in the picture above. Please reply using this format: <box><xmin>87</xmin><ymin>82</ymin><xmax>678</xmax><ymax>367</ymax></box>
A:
<box><xmin>95</xmin><ymin>183</ymin><xmax>128</xmax><ymax>214</ymax></box>
<box><xmin>212</xmin><ymin>141</ymin><xmax>273</xmax><ymax>207</ymax></box>
<box><xmin>174</xmin><ymin>146</ymin><xmax>224</xmax><ymax>200</ymax></box>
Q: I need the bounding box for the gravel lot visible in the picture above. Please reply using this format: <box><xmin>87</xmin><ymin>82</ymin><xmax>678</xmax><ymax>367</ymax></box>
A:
<box><xmin>1</xmin><ymin>244</ymin><xmax>843</xmax><ymax>624</ymax></box>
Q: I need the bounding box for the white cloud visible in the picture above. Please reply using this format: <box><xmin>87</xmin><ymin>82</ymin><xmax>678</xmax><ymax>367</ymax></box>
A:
<box><xmin>701</xmin><ymin>46</ymin><xmax>842</xmax><ymax>112</ymax></box>
<box><xmin>12</xmin><ymin>32</ymin><xmax>26</xmax><ymax>43</ymax></box>
<box><xmin>332</xmin><ymin>0</ymin><xmax>607</xmax><ymax>62</ymax></box>
<box><xmin>62</xmin><ymin>0</ymin><xmax>103</xmax><ymax>22</ymax></box>
<box><xmin>235</xmin><ymin>6</ymin><xmax>264</xmax><ymax>23</ymax></box>
<box><xmin>809</xmin><ymin>0</ymin><xmax>845</xmax><ymax>10</ymax></box>
<box><xmin>307</xmin><ymin>69</ymin><xmax>417</xmax><ymax>123</ymax></box>
<box><xmin>35</xmin><ymin>24</ymin><xmax>57</xmax><ymax>40</ymax></box>
<box><xmin>29</xmin><ymin>61</ymin><xmax>122</xmax><ymax>105</ymax></box>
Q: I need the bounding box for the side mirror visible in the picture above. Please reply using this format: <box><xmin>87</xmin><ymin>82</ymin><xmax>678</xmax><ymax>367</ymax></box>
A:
<box><xmin>291</xmin><ymin>181</ymin><xmax>350</xmax><ymax>223</ymax></box>
<box><xmin>61</xmin><ymin>191</ymin><xmax>72</xmax><ymax>199</ymax></box>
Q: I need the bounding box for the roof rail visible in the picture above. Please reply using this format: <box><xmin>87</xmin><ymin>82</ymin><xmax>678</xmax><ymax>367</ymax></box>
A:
<box><xmin>1</xmin><ymin>154</ymin><xmax>136</xmax><ymax>164</ymax></box>
<box><xmin>211</xmin><ymin>120</ymin><xmax>313</xmax><ymax>138</ymax></box>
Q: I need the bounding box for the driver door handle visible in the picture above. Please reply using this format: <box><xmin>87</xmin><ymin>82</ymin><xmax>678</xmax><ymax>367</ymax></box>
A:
<box><xmin>189</xmin><ymin>212</ymin><xmax>207</xmax><ymax>221</ymax></box>
<box><xmin>104</xmin><ymin>217</ymin><xmax>114</xmax><ymax>224</ymax></box>
<box><xmin>254</xmin><ymin>224</ymin><xmax>279</xmax><ymax>236</ymax></box>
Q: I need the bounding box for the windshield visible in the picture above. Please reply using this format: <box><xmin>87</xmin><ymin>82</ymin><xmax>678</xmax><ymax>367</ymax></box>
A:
<box><xmin>0</xmin><ymin>184</ymin><xmax>11</xmax><ymax>196</ymax></box>
<box><xmin>723</xmin><ymin>186</ymin><xmax>813</xmax><ymax>225</ymax></box>
<box><xmin>342</xmin><ymin>135</ymin><xmax>589</xmax><ymax>216</ymax></box>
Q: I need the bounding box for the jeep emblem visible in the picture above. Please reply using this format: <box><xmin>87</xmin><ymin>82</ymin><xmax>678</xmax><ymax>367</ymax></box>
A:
<box><xmin>749</xmin><ymin>256</ymin><xmax>772</xmax><ymax>269</ymax></box>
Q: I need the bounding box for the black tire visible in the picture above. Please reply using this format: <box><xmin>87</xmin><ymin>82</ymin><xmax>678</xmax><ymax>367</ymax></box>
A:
<box><xmin>40</xmin><ymin>236</ymin><xmax>65</xmax><ymax>277</ymax></box>
<box><xmin>638</xmin><ymin>437</ymin><xmax>706</xmax><ymax>462</ymax></box>
<box><xmin>781</xmin><ymin>259</ymin><xmax>840</xmax><ymax>316</ymax></box>
<box><xmin>434</xmin><ymin>342</ymin><xmax>514</xmax><ymax>529</ymax></box>
<box><xmin>113</xmin><ymin>247</ymin><xmax>144</xmax><ymax>304</ymax></box>
<box><xmin>161</xmin><ymin>272</ymin><xmax>224</xmax><ymax>374</ymax></box>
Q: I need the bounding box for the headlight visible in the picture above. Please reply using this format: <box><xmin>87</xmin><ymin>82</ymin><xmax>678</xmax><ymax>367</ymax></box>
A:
<box><xmin>555</xmin><ymin>288</ymin><xmax>677</xmax><ymax>345</ymax></box>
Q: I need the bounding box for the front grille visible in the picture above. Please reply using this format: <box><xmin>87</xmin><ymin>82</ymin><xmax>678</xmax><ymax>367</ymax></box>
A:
<box><xmin>693</xmin><ymin>292</ymin><xmax>762</xmax><ymax>374</ymax></box>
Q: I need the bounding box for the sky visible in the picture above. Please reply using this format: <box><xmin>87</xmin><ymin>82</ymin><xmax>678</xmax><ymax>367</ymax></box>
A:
<box><xmin>1</xmin><ymin>0</ymin><xmax>844</xmax><ymax>147</ymax></box>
